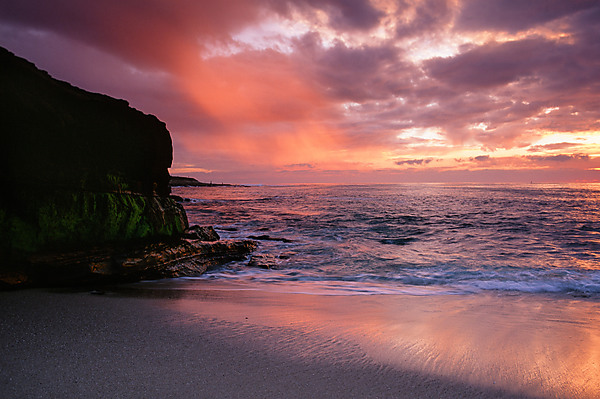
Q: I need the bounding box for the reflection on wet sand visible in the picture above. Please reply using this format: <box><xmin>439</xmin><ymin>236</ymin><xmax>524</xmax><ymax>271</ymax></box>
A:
<box><xmin>155</xmin><ymin>281</ymin><xmax>600</xmax><ymax>398</ymax></box>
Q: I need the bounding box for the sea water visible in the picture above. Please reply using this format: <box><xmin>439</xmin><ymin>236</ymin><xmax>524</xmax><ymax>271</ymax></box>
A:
<box><xmin>172</xmin><ymin>183</ymin><xmax>600</xmax><ymax>297</ymax></box>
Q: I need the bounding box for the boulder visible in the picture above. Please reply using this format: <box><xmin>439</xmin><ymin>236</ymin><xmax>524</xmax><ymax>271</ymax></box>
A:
<box><xmin>247</xmin><ymin>235</ymin><xmax>294</xmax><ymax>243</ymax></box>
<box><xmin>183</xmin><ymin>225</ymin><xmax>220</xmax><ymax>241</ymax></box>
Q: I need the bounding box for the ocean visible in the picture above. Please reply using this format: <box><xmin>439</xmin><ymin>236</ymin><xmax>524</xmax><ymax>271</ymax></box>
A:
<box><xmin>171</xmin><ymin>183</ymin><xmax>600</xmax><ymax>298</ymax></box>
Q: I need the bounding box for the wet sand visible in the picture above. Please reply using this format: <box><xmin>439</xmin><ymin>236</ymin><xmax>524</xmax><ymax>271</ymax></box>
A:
<box><xmin>1</xmin><ymin>282</ymin><xmax>599</xmax><ymax>398</ymax></box>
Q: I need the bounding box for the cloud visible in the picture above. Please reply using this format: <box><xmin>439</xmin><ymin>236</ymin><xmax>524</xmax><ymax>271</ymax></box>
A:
<box><xmin>527</xmin><ymin>142</ymin><xmax>581</xmax><ymax>152</ymax></box>
<box><xmin>425</xmin><ymin>38</ymin><xmax>559</xmax><ymax>90</ymax></box>
<box><xmin>526</xmin><ymin>154</ymin><xmax>590</xmax><ymax>163</ymax></box>
<box><xmin>283</xmin><ymin>163</ymin><xmax>315</xmax><ymax>170</ymax></box>
<box><xmin>456</xmin><ymin>0</ymin><xmax>598</xmax><ymax>33</ymax></box>
<box><xmin>419</xmin><ymin>20</ymin><xmax>600</xmax><ymax>148</ymax></box>
<box><xmin>396</xmin><ymin>0</ymin><xmax>454</xmax><ymax>38</ymax></box>
<box><xmin>395</xmin><ymin>158</ymin><xmax>434</xmax><ymax>166</ymax></box>
<box><xmin>0</xmin><ymin>0</ymin><xmax>267</xmax><ymax>69</ymax></box>
<box><xmin>292</xmin><ymin>34</ymin><xmax>414</xmax><ymax>102</ymax></box>
<box><xmin>271</xmin><ymin>0</ymin><xmax>384</xmax><ymax>31</ymax></box>
<box><xmin>309</xmin><ymin>0</ymin><xmax>383</xmax><ymax>31</ymax></box>
<box><xmin>2</xmin><ymin>0</ymin><xmax>600</xmax><ymax>183</ymax></box>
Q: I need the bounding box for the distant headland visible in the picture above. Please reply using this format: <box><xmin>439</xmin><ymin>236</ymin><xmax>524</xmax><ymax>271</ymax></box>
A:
<box><xmin>170</xmin><ymin>176</ymin><xmax>236</xmax><ymax>187</ymax></box>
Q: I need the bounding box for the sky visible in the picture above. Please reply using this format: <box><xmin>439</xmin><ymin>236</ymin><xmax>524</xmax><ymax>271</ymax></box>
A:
<box><xmin>1</xmin><ymin>0</ymin><xmax>599</xmax><ymax>184</ymax></box>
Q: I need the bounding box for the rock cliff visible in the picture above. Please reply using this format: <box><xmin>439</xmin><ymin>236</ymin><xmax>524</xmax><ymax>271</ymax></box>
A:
<box><xmin>0</xmin><ymin>47</ymin><xmax>172</xmax><ymax>197</ymax></box>
<box><xmin>0</xmin><ymin>47</ymin><xmax>255</xmax><ymax>287</ymax></box>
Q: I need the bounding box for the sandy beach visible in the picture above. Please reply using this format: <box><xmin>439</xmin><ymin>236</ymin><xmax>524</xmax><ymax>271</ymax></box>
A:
<box><xmin>1</xmin><ymin>282</ymin><xmax>599</xmax><ymax>398</ymax></box>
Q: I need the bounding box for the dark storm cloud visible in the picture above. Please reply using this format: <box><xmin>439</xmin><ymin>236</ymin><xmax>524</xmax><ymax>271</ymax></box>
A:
<box><xmin>456</xmin><ymin>0</ymin><xmax>598</xmax><ymax>33</ymax></box>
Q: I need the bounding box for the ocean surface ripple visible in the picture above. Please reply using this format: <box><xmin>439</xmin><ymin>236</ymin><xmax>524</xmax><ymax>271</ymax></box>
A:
<box><xmin>173</xmin><ymin>184</ymin><xmax>600</xmax><ymax>297</ymax></box>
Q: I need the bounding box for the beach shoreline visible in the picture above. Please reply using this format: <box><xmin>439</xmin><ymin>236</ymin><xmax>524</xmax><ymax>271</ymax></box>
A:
<box><xmin>1</xmin><ymin>284</ymin><xmax>598</xmax><ymax>398</ymax></box>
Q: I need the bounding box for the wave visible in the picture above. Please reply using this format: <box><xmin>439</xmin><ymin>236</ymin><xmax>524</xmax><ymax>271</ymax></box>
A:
<box><xmin>183</xmin><ymin>267</ymin><xmax>600</xmax><ymax>297</ymax></box>
<box><xmin>172</xmin><ymin>183</ymin><xmax>600</xmax><ymax>299</ymax></box>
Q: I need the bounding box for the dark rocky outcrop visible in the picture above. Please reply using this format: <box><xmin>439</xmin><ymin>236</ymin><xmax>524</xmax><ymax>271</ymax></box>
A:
<box><xmin>0</xmin><ymin>47</ymin><xmax>172</xmax><ymax>197</ymax></box>
<box><xmin>247</xmin><ymin>252</ymin><xmax>295</xmax><ymax>270</ymax></box>
<box><xmin>3</xmin><ymin>239</ymin><xmax>257</xmax><ymax>287</ymax></box>
<box><xmin>247</xmin><ymin>235</ymin><xmax>294</xmax><ymax>243</ymax></box>
<box><xmin>0</xmin><ymin>47</ymin><xmax>255</xmax><ymax>288</ymax></box>
<box><xmin>247</xmin><ymin>254</ymin><xmax>281</xmax><ymax>270</ymax></box>
<box><xmin>183</xmin><ymin>225</ymin><xmax>220</xmax><ymax>241</ymax></box>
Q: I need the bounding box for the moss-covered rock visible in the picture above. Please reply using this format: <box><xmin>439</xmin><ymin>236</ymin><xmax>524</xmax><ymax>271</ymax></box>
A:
<box><xmin>0</xmin><ymin>188</ymin><xmax>188</xmax><ymax>257</ymax></box>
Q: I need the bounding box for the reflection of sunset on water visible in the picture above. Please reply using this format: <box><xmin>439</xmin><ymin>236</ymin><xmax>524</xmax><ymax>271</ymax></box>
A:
<box><xmin>166</xmin><ymin>283</ymin><xmax>600</xmax><ymax>398</ymax></box>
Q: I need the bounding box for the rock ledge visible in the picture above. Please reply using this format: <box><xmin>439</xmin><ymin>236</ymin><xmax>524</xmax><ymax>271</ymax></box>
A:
<box><xmin>1</xmin><ymin>238</ymin><xmax>257</xmax><ymax>288</ymax></box>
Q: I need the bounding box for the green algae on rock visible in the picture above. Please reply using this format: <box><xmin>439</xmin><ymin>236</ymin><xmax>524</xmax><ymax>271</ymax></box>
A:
<box><xmin>1</xmin><ymin>189</ymin><xmax>188</xmax><ymax>255</ymax></box>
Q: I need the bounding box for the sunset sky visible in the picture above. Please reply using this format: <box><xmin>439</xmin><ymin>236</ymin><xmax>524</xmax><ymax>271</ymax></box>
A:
<box><xmin>1</xmin><ymin>0</ymin><xmax>599</xmax><ymax>184</ymax></box>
